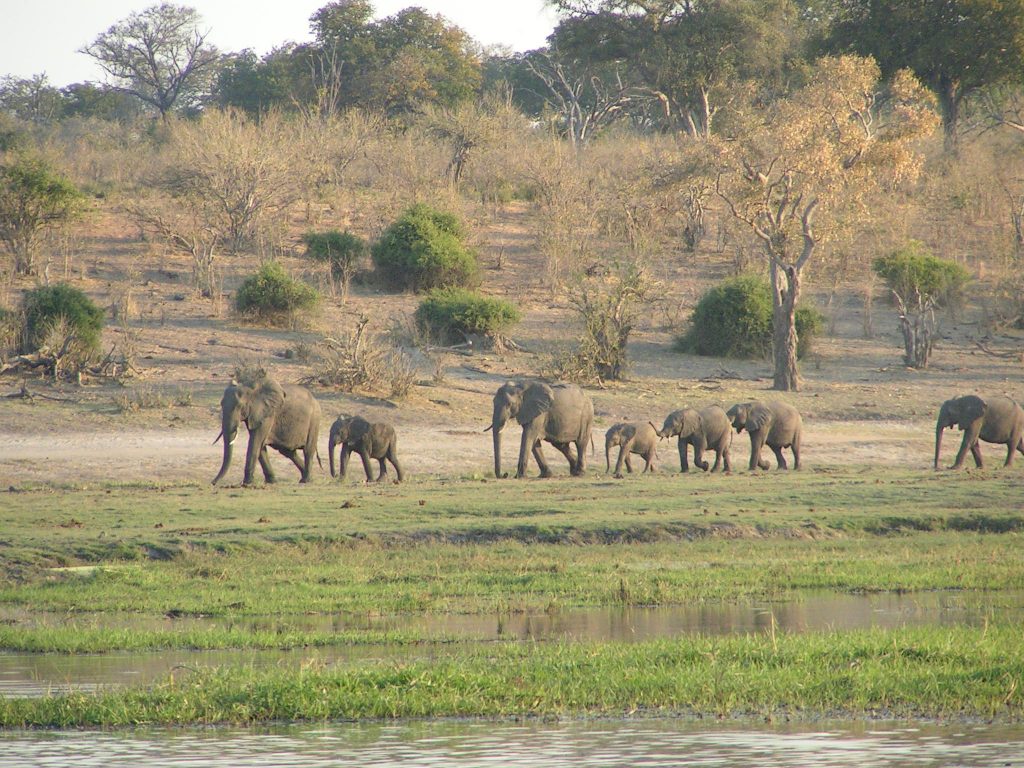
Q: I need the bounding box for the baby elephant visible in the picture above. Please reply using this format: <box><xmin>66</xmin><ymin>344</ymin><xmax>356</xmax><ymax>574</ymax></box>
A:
<box><xmin>605</xmin><ymin>421</ymin><xmax>659</xmax><ymax>479</ymax></box>
<box><xmin>652</xmin><ymin>405</ymin><xmax>732</xmax><ymax>473</ymax></box>
<box><xmin>726</xmin><ymin>401</ymin><xmax>802</xmax><ymax>471</ymax></box>
<box><xmin>328</xmin><ymin>415</ymin><xmax>404</xmax><ymax>483</ymax></box>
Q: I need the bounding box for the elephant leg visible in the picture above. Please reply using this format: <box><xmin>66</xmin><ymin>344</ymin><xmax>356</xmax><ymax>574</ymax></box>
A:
<box><xmin>571</xmin><ymin>439</ymin><xmax>586</xmax><ymax>476</ymax></box>
<box><xmin>258</xmin><ymin>445</ymin><xmax>276</xmax><ymax>484</ymax></box>
<box><xmin>677</xmin><ymin>438</ymin><xmax>689</xmax><ymax>473</ymax></box>
<box><xmin>772</xmin><ymin>445</ymin><xmax>788</xmax><ymax>470</ymax></box>
<box><xmin>791</xmin><ymin>433</ymin><xmax>801</xmax><ymax>470</ymax></box>
<box><xmin>970</xmin><ymin>442</ymin><xmax>984</xmax><ymax>469</ymax></box>
<box><xmin>388</xmin><ymin>450</ymin><xmax>404</xmax><ymax>483</ymax></box>
<box><xmin>339</xmin><ymin>446</ymin><xmax>351</xmax><ymax>480</ymax></box>
<box><xmin>375</xmin><ymin>457</ymin><xmax>388</xmax><ymax>482</ymax></box>
<box><xmin>532</xmin><ymin>440</ymin><xmax>553</xmax><ymax>478</ymax></box>
<box><xmin>953</xmin><ymin>426</ymin><xmax>981</xmax><ymax>469</ymax></box>
<box><xmin>551</xmin><ymin>441</ymin><xmax>577</xmax><ymax>474</ymax></box>
<box><xmin>517</xmin><ymin>427</ymin><xmax>542</xmax><ymax>479</ymax></box>
<box><xmin>279</xmin><ymin>447</ymin><xmax>305</xmax><ymax>475</ymax></box>
<box><xmin>358</xmin><ymin>450</ymin><xmax>374</xmax><ymax>482</ymax></box>
<box><xmin>749</xmin><ymin>434</ymin><xmax>769</xmax><ymax>471</ymax></box>
<box><xmin>643</xmin><ymin>450</ymin><xmax>655</xmax><ymax>473</ymax></box>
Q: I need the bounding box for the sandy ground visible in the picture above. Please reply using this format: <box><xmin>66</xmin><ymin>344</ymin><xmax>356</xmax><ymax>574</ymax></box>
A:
<box><xmin>0</xmin><ymin>418</ymin><xmax>936</xmax><ymax>487</ymax></box>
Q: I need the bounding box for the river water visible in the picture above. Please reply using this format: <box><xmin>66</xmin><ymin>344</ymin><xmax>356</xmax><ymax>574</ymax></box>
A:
<box><xmin>2</xmin><ymin>590</ymin><xmax>1022</xmax><ymax>697</ymax></box>
<box><xmin>1</xmin><ymin>719</ymin><xmax>1022</xmax><ymax>767</ymax></box>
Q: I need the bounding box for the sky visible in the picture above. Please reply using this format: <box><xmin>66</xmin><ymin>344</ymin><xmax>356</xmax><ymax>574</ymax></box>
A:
<box><xmin>1</xmin><ymin>1</ymin><xmax>561</xmax><ymax>87</ymax></box>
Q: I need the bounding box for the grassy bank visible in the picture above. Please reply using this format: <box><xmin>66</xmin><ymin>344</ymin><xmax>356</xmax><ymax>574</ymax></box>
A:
<box><xmin>1</xmin><ymin>468</ymin><xmax>1022</xmax><ymax>618</ymax></box>
<box><xmin>2</xmin><ymin>626</ymin><xmax>1020</xmax><ymax>727</ymax></box>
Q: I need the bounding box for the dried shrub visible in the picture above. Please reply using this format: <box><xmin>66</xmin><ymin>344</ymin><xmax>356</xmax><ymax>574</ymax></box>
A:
<box><xmin>302</xmin><ymin>317</ymin><xmax>418</xmax><ymax>399</ymax></box>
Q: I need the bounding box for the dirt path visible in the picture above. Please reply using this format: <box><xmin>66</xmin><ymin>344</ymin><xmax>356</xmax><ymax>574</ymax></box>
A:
<box><xmin>0</xmin><ymin>420</ymin><xmax>937</xmax><ymax>486</ymax></box>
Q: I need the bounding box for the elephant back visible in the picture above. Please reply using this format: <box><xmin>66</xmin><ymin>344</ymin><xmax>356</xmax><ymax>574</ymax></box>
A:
<box><xmin>546</xmin><ymin>383</ymin><xmax>592</xmax><ymax>443</ymax></box>
<box><xmin>763</xmin><ymin>401</ymin><xmax>801</xmax><ymax>443</ymax></box>
<box><xmin>699</xmin><ymin>406</ymin><xmax>731</xmax><ymax>443</ymax></box>
<box><xmin>979</xmin><ymin>396</ymin><xmax>1023</xmax><ymax>443</ymax></box>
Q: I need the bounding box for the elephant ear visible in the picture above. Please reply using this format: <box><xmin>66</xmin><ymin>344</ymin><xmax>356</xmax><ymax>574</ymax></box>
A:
<box><xmin>518</xmin><ymin>383</ymin><xmax>554</xmax><ymax>426</ymax></box>
<box><xmin>682</xmin><ymin>409</ymin><xmax>702</xmax><ymax>437</ymax></box>
<box><xmin>248</xmin><ymin>377</ymin><xmax>286</xmax><ymax>426</ymax></box>
<box><xmin>746</xmin><ymin>404</ymin><xmax>773</xmax><ymax>434</ymax></box>
<box><xmin>959</xmin><ymin>396</ymin><xmax>986</xmax><ymax>428</ymax></box>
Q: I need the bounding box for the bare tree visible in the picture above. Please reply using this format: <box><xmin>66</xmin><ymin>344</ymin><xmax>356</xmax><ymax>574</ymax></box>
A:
<box><xmin>81</xmin><ymin>3</ymin><xmax>220</xmax><ymax>122</ymax></box>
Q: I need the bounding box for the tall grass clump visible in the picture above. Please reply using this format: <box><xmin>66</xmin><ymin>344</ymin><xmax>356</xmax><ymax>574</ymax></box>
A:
<box><xmin>234</xmin><ymin>262</ymin><xmax>320</xmax><ymax>325</ymax></box>
<box><xmin>414</xmin><ymin>288</ymin><xmax>521</xmax><ymax>346</ymax></box>
<box><xmin>677</xmin><ymin>274</ymin><xmax>822</xmax><ymax>360</ymax></box>
<box><xmin>371</xmin><ymin>203</ymin><xmax>478</xmax><ymax>292</ymax></box>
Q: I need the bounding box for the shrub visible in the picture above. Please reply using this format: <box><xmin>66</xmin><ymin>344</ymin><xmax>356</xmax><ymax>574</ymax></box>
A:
<box><xmin>234</xmin><ymin>262</ymin><xmax>320</xmax><ymax>324</ymax></box>
<box><xmin>21</xmin><ymin>284</ymin><xmax>104</xmax><ymax>360</ymax></box>
<box><xmin>414</xmin><ymin>288</ymin><xmax>521</xmax><ymax>345</ymax></box>
<box><xmin>677</xmin><ymin>274</ymin><xmax>822</xmax><ymax>360</ymax></box>
<box><xmin>302</xmin><ymin>229</ymin><xmax>367</xmax><ymax>300</ymax></box>
<box><xmin>371</xmin><ymin>203</ymin><xmax>478</xmax><ymax>291</ymax></box>
<box><xmin>872</xmin><ymin>241</ymin><xmax>971</xmax><ymax>368</ymax></box>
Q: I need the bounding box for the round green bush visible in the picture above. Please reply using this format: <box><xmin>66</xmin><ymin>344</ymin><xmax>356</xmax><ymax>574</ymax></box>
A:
<box><xmin>21</xmin><ymin>283</ymin><xmax>104</xmax><ymax>358</ymax></box>
<box><xmin>371</xmin><ymin>204</ymin><xmax>478</xmax><ymax>292</ymax></box>
<box><xmin>302</xmin><ymin>230</ymin><xmax>367</xmax><ymax>282</ymax></box>
<box><xmin>414</xmin><ymin>288</ymin><xmax>521</xmax><ymax>343</ymax></box>
<box><xmin>677</xmin><ymin>274</ymin><xmax>822</xmax><ymax>360</ymax></box>
<box><xmin>235</xmin><ymin>262</ymin><xmax>320</xmax><ymax>322</ymax></box>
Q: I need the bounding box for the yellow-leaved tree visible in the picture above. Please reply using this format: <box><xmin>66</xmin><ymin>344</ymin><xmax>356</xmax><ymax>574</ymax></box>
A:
<box><xmin>714</xmin><ymin>55</ymin><xmax>939</xmax><ymax>390</ymax></box>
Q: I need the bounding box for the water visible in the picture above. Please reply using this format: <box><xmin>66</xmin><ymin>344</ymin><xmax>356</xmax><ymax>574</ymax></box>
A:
<box><xmin>1</xmin><ymin>720</ymin><xmax>1022</xmax><ymax>767</ymax></box>
<box><xmin>2</xmin><ymin>590</ymin><xmax>1021</xmax><ymax>697</ymax></box>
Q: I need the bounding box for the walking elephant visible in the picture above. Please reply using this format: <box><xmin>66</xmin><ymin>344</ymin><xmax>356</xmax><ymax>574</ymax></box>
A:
<box><xmin>934</xmin><ymin>394</ymin><xmax>1024</xmax><ymax>470</ymax></box>
<box><xmin>653</xmin><ymin>405</ymin><xmax>732</xmax><ymax>473</ymax></box>
<box><xmin>212</xmin><ymin>373</ymin><xmax>322</xmax><ymax>486</ymax></box>
<box><xmin>605</xmin><ymin>421</ymin><xmax>659</xmax><ymax>478</ymax></box>
<box><xmin>487</xmin><ymin>380</ymin><xmax>594</xmax><ymax>479</ymax></box>
<box><xmin>726</xmin><ymin>400</ymin><xmax>802</xmax><ymax>471</ymax></box>
<box><xmin>329</xmin><ymin>415</ymin><xmax>404</xmax><ymax>482</ymax></box>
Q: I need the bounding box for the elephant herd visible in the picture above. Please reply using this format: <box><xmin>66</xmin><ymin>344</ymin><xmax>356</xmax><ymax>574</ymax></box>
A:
<box><xmin>210</xmin><ymin>372</ymin><xmax>1024</xmax><ymax>487</ymax></box>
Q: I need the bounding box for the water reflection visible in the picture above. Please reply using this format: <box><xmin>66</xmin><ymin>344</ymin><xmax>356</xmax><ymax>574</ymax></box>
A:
<box><xmin>1</xmin><ymin>720</ymin><xmax>1022</xmax><ymax>768</ymax></box>
<box><xmin>1</xmin><ymin>591</ymin><xmax>1020</xmax><ymax>698</ymax></box>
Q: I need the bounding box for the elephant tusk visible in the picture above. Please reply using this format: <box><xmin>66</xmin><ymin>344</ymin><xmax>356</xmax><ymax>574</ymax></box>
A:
<box><xmin>228</xmin><ymin>436</ymin><xmax>237</xmax><ymax>446</ymax></box>
<box><xmin>213</xmin><ymin>430</ymin><xmax>223</xmax><ymax>445</ymax></box>
<box><xmin>483</xmin><ymin>424</ymin><xmax>493</xmax><ymax>432</ymax></box>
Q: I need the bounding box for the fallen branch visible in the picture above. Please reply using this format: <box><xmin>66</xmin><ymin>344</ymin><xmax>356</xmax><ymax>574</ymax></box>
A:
<box><xmin>973</xmin><ymin>340</ymin><xmax>1024</xmax><ymax>361</ymax></box>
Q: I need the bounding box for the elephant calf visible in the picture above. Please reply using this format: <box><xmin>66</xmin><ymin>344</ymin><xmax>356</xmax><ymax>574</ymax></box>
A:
<box><xmin>329</xmin><ymin>415</ymin><xmax>404</xmax><ymax>483</ymax></box>
<box><xmin>727</xmin><ymin>401</ymin><xmax>802</xmax><ymax>471</ymax></box>
<box><xmin>934</xmin><ymin>394</ymin><xmax>1024</xmax><ymax>470</ymax></box>
<box><xmin>605</xmin><ymin>421</ymin><xmax>659</xmax><ymax>479</ymax></box>
<box><xmin>653</xmin><ymin>405</ymin><xmax>732</xmax><ymax>473</ymax></box>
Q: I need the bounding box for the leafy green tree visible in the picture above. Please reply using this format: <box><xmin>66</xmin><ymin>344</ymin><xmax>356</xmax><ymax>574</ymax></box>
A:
<box><xmin>414</xmin><ymin>288</ymin><xmax>521</xmax><ymax>344</ymax></box>
<box><xmin>22</xmin><ymin>284</ymin><xmax>105</xmax><ymax>376</ymax></box>
<box><xmin>873</xmin><ymin>241</ymin><xmax>971</xmax><ymax>368</ymax></box>
<box><xmin>0</xmin><ymin>75</ymin><xmax>64</xmax><ymax>124</ymax></box>
<box><xmin>61</xmin><ymin>82</ymin><xmax>144</xmax><ymax>122</ymax></box>
<box><xmin>372</xmin><ymin>204</ymin><xmax>479</xmax><ymax>292</ymax></box>
<box><xmin>235</xmin><ymin>262</ymin><xmax>320</xmax><ymax>325</ymax></box>
<box><xmin>81</xmin><ymin>3</ymin><xmax>221</xmax><ymax>122</ymax></box>
<box><xmin>0</xmin><ymin>153</ymin><xmax>85</xmax><ymax>275</ymax></box>
<box><xmin>550</xmin><ymin>0</ymin><xmax>805</xmax><ymax>137</ymax></box>
<box><xmin>821</xmin><ymin>0</ymin><xmax>1024</xmax><ymax>150</ymax></box>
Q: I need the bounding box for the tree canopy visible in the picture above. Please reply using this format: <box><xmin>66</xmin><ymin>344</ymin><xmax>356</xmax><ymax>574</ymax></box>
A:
<box><xmin>81</xmin><ymin>3</ymin><xmax>221</xmax><ymax>122</ymax></box>
<box><xmin>821</xmin><ymin>0</ymin><xmax>1024</xmax><ymax>150</ymax></box>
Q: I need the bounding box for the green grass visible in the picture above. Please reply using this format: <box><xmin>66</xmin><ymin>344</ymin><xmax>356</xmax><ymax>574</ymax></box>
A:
<box><xmin>1</xmin><ymin>627</ymin><xmax>1021</xmax><ymax>727</ymax></box>
<box><xmin>1</xmin><ymin>468</ymin><xmax>1022</xmax><ymax>618</ymax></box>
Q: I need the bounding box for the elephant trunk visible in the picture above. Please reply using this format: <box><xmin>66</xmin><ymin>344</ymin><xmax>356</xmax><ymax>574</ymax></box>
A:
<box><xmin>934</xmin><ymin>419</ymin><xmax>946</xmax><ymax>470</ymax></box>
<box><xmin>329</xmin><ymin>433</ymin><xmax>338</xmax><ymax>477</ymax></box>
<box><xmin>492</xmin><ymin>422</ymin><xmax>503</xmax><ymax>478</ymax></box>
<box><xmin>605</xmin><ymin>439</ymin><xmax>612</xmax><ymax>472</ymax></box>
<box><xmin>212</xmin><ymin>427</ymin><xmax>237</xmax><ymax>485</ymax></box>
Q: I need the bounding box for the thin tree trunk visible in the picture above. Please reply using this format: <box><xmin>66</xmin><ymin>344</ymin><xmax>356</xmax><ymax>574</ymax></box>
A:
<box><xmin>771</xmin><ymin>261</ymin><xmax>801</xmax><ymax>392</ymax></box>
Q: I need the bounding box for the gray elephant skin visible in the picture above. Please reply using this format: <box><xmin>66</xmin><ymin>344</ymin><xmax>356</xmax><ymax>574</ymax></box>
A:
<box><xmin>488</xmin><ymin>380</ymin><xmax>595</xmax><ymax>478</ymax></box>
<box><xmin>605</xmin><ymin>421</ymin><xmax>659</xmax><ymax>478</ymax></box>
<box><xmin>329</xmin><ymin>415</ymin><xmax>404</xmax><ymax>482</ymax></box>
<box><xmin>727</xmin><ymin>400</ymin><xmax>802</xmax><ymax>470</ymax></box>
<box><xmin>653</xmin><ymin>405</ymin><xmax>732</xmax><ymax>472</ymax></box>
<box><xmin>212</xmin><ymin>374</ymin><xmax>322</xmax><ymax>486</ymax></box>
<box><xmin>934</xmin><ymin>394</ymin><xmax>1024</xmax><ymax>470</ymax></box>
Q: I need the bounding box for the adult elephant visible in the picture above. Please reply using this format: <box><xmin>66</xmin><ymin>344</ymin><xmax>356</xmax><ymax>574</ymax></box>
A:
<box><xmin>653</xmin><ymin>405</ymin><xmax>732</xmax><ymax>473</ymax></box>
<box><xmin>726</xmin><ymin>400</ymin><xmax>802</xmax><ymax>471</ymax></box>
<box><xmin>934</xmin><ymin>394</ymin><xmax>1024</xmax><ymax>470</ymax></box>
<box><xmin>487</xmin><ymin>380</ymin><xmax>594</xmax><ymax>478</ymax></box>
<box><xmin>212</xmin><ymin>373</ymin><xmax>322</xmax><ymax>486</ymax></box>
